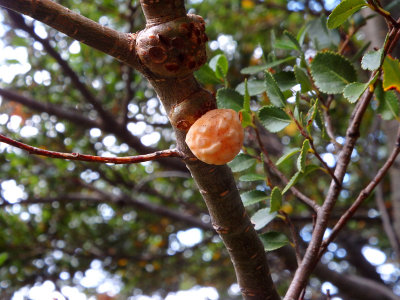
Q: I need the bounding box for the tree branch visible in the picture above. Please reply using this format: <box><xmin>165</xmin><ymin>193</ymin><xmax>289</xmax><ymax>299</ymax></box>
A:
<box><xmin>0</xmin><ymin>133</ymin><xmax>183</xmax><ymax>164</ymax></box>
<box><xmin>284</xmin><ymin>19</ymin><xmax>400</xmax><ymax>299</ymax></box>
<box><xmin>0</xmin><ymin>88</ymin><xmax>101</xmax><ymax>129</ymax></box>
<box><xmin>0</xmin><ymin>0</ymin><xmax>144</xmax><ymax>71</ymax></box>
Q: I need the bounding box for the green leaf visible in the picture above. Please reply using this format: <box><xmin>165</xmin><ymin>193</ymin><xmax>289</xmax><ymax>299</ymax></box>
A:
<box><xmin>376</xmin><ymin>82</ymin><xmax>400</xmax><ymax>121</ymax></box>
<box><xmin>0</xmin><ymin>253</ymin><xmax>8</xmax><ymax>267</ymax></box>
<box><xmin>216</xmin><ymin>88</ymin><xmax>243</xmax><ymax>112</ymax></box>
<box><xmin>194</xmin><ymin>64</ymin><xmax>222</xmax><ymax>85</ymax></box>
<box><xmin>274</xmin><ymin>71</ymin><xmax>297</xmax><ymax>91</ymax></box>
<box><xmin>240</xmin><ymin>56</ymin><xmax>296</xmax><ymax>75</ymax></box>
<box><xmin>209</xmin><ymin>54</ymin><xmax>229</xmax><ymax>79</ymax></box>
<box><xmin>343</xmin><ymin>82</ymin><xmax>368</xmax><ymax>103</ymax></box>
<box><xmin>297</xmin><ymin>139</ymin><xmax>310</xmax><ymax>173</ymax></box>
<box><xmin>308</xmin><ymin>17</ymin><xmax>340</xmax><ymax>49</ymax></box>
<box><xmin>243</xmin><ymin>79</ymin><xmax>251</xmax><ymax>112</ymax></box>
<box><xmin>264</xmin><ymin>71</ymin><xmax>286</xmax><ymax>107</ymax></box>
<box><xmin>236</xmin><ymin>80</ymin><xmax>266</xmax><ymax>96</ymax></box>
<box><xmin>251</xmin><ymin>208</ymin><xmax>277</xmax><ymax>230</ymax></box>
<box><xmin>270</xmin><ymin>187</ymin><xmax>282</xmax><ymax>213</ymax></box>
<box><xmin>276</xmin><ymin>148</ymin><xmax>301</xmax><ymax>166</ymax></box>
<box><xmin>284</xmin><ymin>30</ymin><xmax>301</xmax><ymax>51</ymax></box>
<box><xmin>361</xmin><ymin>48</ymin><xmax>384</xmax><ymax>71</ymax></box>
<box><xmin>310</xmin><ymin>51</ymin><xmax>357</xmax><ymax>94</ymax></box>
<box><xmin>241</xmin><ymin>190</ymin><xmax>269</xmax><ymax>206</ymax></box>
<box><xmin>239</xmin><ymin>173</ymin><xmax>265</xmax><ymax>182</ymax></box>
<box><xmin>282</xmin><ymin>171</ymin><xmax>302</xmax><ymax>194</ymax></box>
<box><xmin>383</xmin><ymin>56</ymin><xmax>400</xmax><ymax>93</ymax></box>
<box><xmin>304</xmin><ymin>164</ymin><xmax>321</xmax><ymax>176</ymax></box>
<box><xmin>327</xmin><ymin>0</ymin><xmax>367</xmax><ymax>29</ymax></box>
<box><xmin>258</xmin><ymin>106</ymin><xmax>291</xmax><ymax>133</ymax></box>
<box><xmin>228</xmin><ymin>154</ymin><xmax>256</xmax><ymax>172</ymax></box>
<box><xmin>259</xmin><ymin>231</ymin><xmax>289</xmax><ymax>251</ymax></box>
<box><xmin>294</xmin><ymin>66</ymin><xmax>312</xmax><ymax>93</ymax></box>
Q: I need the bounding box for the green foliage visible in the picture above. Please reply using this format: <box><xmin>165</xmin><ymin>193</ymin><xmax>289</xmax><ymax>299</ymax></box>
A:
<box><xmin>264</xmin><ymin>71</ymin><xmax>286</xmax><ymax>107</ymax></box>
<box><xmin>216</xmin><ymin>88</ymin><xmax>243</xmax><ymax>111</ymax></box>
<box><xmin>258</xmin><ymin>106</ymin><xmax>291</xmax><ymax>132</ymax></box>
<box><xmin>383</xmin><ymin>56</ymin><xmax>400</xmax><ymax>93</ymax></box>
<box><xmin>259</xmin><ymin>231</ymin><xmax>289</xmax><ymax>251</ymax></box>
<box><xmin>310</xmin><ymin>51</ymin><xmax>357</xmax><ymax>94</ymax></box>
<box><xmin>251</xmin><ymin>208</ymin><xmax>277</xmax><ymax>230</ymax></box>
<box><xmin>297</xmin><ymin>139</ymin><xmax>310</xmax><ymax>173</ymax></box>
<box><xmin>241</xmin><ymin>190</ymin><xmax>268</xmax><ymax>207</ymax></box>
<box><xmin>361</xmin><ymin>48</ymin><xmax>384</xmax><ymax>71</ymax></box>
<box><xmin>228</xmin><ymin>153</ymin><xmax>256</xmax><ymax>172</ymax></box>
<box><xmin>270</xmin><ymin>187</ymin><xmax>282</xmax><ymax>212</ymax></box>
<box><xmin>327</xmin><ymin>0</ymin><xmax>367</xmax><ymax>29</ymax></box>
<box><xmin>343</xmin><ymin>82</ymin><xmax>369</xmax><ymax>103</ymax></box>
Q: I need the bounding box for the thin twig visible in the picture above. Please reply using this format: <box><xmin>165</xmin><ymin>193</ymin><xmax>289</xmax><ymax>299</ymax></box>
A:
<box><xmin>0</xmin><ymin>133</ymin><xmax>183</xmax><ymax>164</ymax></box>
<box><xmin>253</xmin><ymin>126</ymin><xmax>320</xmax><ymax>212</ymax></box>
<box><xmin>318</xmin><ymin>127</ymin><xmax>400</xmax><ymax>257</ymax></box>
<box><xmin>282</xmin><ymin>211</ymin><xmax>302</xmax><ymax>267</ymax></box>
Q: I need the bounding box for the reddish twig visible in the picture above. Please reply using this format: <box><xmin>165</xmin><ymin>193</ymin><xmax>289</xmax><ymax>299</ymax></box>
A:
<box><xmin>0</xmin><ymin>133</ymin><xmax>183</xmax><ymax>164</ymax></box>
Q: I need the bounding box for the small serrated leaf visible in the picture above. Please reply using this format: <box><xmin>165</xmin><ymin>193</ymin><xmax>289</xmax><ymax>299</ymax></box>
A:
<box><xmin>258</xmin><ymin>106</ymin><xmax>291</xmax><ymax>133</ymax></box>
<box><xmin>343</xmin><ymin>82</ymin><xmax>368</xmax><ymax>103</ymax></box>
<box><xmin>216</xmin><ymin>88</ymin><xmax>244</xmax><ymax>111</ymax></box>
<box><xmin>236</xmin><ymin>80</ymin><xmax>266</xmax><ymax>96</ymax></box>
<box><xmin>310</xmin><ymin>51</ymin><xmax>357</xmax><ymax>94</ymax></box>
<box><xmin>251</xmin><ymin>208</ymin><xmax>277</xmax><ymax>230</ymax></box>
<box><xmin>241</xmin><ymin>190</ymin><xmax>269</xmax><ymax>206</ymax></box>
<box><xmin>239</xmin><ymin>173</ymin><xmax>265</xmax><ymax>182</ymax></box>
<box><xmin>361</xmin><ymin>48</ymin><xmax>384</xmax><ymax>71</ymax></box>
<box><xmin>376</xmin><ymin>82</ymin><xmax>400</xmax><ymax>121</ymax></box>
<box><xmin>297</xmin><ymin>139</ymin><xmax>310</xmax><ymax>172</ymax></box>
<box><xmin>327</xmin><ymin>0</ymin><xmax>367</xmax><ymax>29</ymax></box>
<box><xmin>264</xmin><ymin>71</ymin><xmax>286</xmax><ymax>107</ymax></box>
<box><xmin>282</xmin><ymin>171</ymin><xmax>302</xmax><ymax>194</ymax></box>
<box><xmin>270</xmin><ymin>187</ymin><xmax>282</xmax><ymax>213</ymax></box>
<box><xmin>259</xmin><ymin>231</ymin><xmax>289</xmax><ymax>251</ymax></box>
<box><xmin>228</xmin><ymin>154</ymin><xmax>256</xmax><ymax>172</ymax></box>
<box><xmin>284</xmin><ymin>30</ymin><xmax>301</xmax><ymax>51</ymax></box>
<box><xmin>276</xmin><ymin>148</ymin><xmax>301</xmax><ymax>166</ymax></box>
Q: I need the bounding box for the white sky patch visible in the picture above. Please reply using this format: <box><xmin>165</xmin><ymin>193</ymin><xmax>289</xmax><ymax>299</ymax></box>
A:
<box><xmin>1</xmin><ymin>180</ymin><xmax>26</xmax><ymax>204</ymax></box>
<box><xmin>68</xmin><ymin>41</ymin><xmax>81</xmax><ymax>54</ymax></box>
<box><xmin>33</xmin><ymin>23</ymin><xmax>48</xmax><ymax>39</ymax></box>
<box><xmin>127</xmin><ymin>121</ymin><xmax>146</xmax><ymax>136</ymax></box>
<box><xmin>0</xmin><ymin>46</ymin><xmax>31</xmax><ymax>83</ymax></box>
<box><xmin>165</xmin><ymin>287</ymin><xmax>218</xmax><ymax>300</ymax></box>
<box><xmin>90</xmin><ymin>128</ymin><xmax>102</xmax><ymax>138</ymax></box>
<box><xmin>102</xmin><ymin>135</ymin><xmax>116</xmax><ymax>147</ymax></box>
<box><xmin>321</xmin><ymin>153</ymin><xmax>336</xmax><ymax>168</ymax></box>
<box><xmin>177</xmin><ymin>228</ymin><xmax>202</xmax><ymax>247</ymax></box>
<box><xmin>33</xmin><ymin>70</ymin><xmax>51</xmax><ymax>86</ymax></box>
<box><xmin>362</xmin><ymin>246</ymin><xmax>386</xmax><ymax>266</ymax></box>
<box><xmin>141</xmin><ymin>132</ymin><xmax>160</xmax><ymax>146</ymax></box>
<box><xmin>321</xmin><ymin>281</ymin><xmax>338</xmax><ymax>295</ymax></box>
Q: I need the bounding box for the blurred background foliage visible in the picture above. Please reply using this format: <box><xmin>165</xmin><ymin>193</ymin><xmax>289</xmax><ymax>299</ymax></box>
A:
<box><xmin>0</xmin><ymin>0</ymin><xmax>400</xmax><ymax>299</ymax></box>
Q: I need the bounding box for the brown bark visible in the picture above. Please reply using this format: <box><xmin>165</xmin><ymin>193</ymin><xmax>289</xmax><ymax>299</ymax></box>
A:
<box><xmin>0</xmin><ymin>0</ymin><xmax>280</xmax><ymax>298</ymax></box>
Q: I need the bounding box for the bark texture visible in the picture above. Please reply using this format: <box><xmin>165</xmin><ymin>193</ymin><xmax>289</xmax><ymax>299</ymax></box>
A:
<box><xmin>0</xmin><ymin>0</ymin><xmax>281</xmax><ymax>298</ymax></box>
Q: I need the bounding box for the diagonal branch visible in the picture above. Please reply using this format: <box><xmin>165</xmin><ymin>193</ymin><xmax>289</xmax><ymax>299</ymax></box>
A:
<box><xmin>0</xmin><ymin>88</ymin><xmax>101</xmax><ymax>128</ymax></box>
<box><xmin>0</xmin><ymin>133</ymin><xmax>183</xmax><ymax>164</ymax></box>
<box><xmin>0</xmin><ymin>0</ymin><xmax>144</xmax><ymax>72</ymax></box>
<box><xmin>6</xmin><ymin>10</ymin><xmax>114</xmax><ymax>122</ymax></box>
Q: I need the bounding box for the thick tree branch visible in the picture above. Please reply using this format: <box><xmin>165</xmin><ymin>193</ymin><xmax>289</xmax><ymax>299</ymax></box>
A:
<box><xmin>0</xmin><ymin>0</ymin><xmax>144</xmax><ymax>71</ymax></box>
